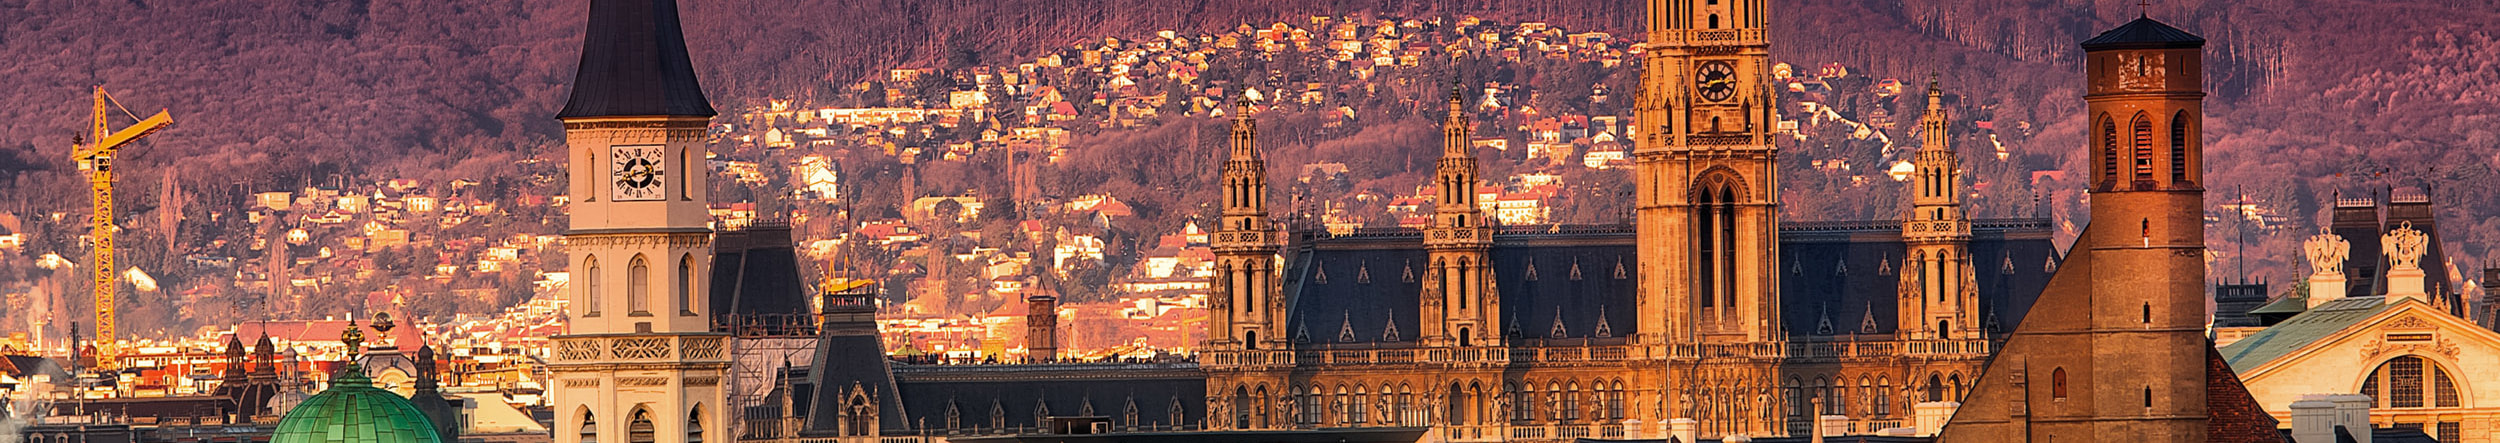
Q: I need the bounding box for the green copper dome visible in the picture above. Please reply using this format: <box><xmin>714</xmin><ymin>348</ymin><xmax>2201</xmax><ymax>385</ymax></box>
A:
<box><xmin>272</xmin><ymin>362</ymin><xmax>445</xmax><ymax>443</ymax></box>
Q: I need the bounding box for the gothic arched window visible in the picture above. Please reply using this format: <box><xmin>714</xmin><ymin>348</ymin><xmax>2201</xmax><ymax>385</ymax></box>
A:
<box><xmin>579</xmin><ymin>409</ymin><xmax>599</xmax><ymax>443</ymax></box>
<box><xmin>686</xmin><ymin>406</ymin><xmax>705</xmax><ymax>443</ymax></box>
<box><xmin>584</xmin><ymin>256</ymin><xmax>604</xmax><ymax>317</ymax></box>
<box><xmin>2131</xmin><ymin>113</ymin><xmax>2154</xmax><ymax>181</ymax></box>
<box><xmin>627</xmin><ymin>407</ymin><xmax>656</xmax><ymax>443</ymax></box>
<box><xmin>2170</xmin><ymin>111</ymin><xmax>2191</xmax><ymax>183</ymax></box>
<box><xmin>2098</xmin><ymin>115</ymin><xmax>2117</xmax><ymax>185</ymax></box>
<box><xmin>678</xmin><ymin>255</ymin><xmax>698</xmax><ymax>316</ymax></box>
<box><xmin>628</xmin><ymin>255</ymin><xmax>652</xmax><ymax>315</ymax></box>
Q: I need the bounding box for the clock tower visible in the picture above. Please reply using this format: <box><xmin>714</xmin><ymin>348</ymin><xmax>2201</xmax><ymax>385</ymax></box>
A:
<box><xmin>1635</xmin><ymin>0</ymin><xmax>1782</xmax><ymax>344</ymax></box>
<box><xmin>549</xmin><ymin>2</ymin><xmax>728</xmax><ymax>443</ymax></box>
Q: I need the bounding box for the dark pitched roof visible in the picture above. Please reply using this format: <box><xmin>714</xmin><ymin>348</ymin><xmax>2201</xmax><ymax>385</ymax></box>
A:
<box><xmin>712</xmin><ymin>225</ymin><xmax>812</xmax><ymax>316</ymax></box>
<box><xmin>558</xmin><ymin>0</ymin><xmax>715</xmax><ymax>119</ymax></box>
<box><xmin>891</xmin><ymin>363</ymin><xmax>1207</xmax><ymax>433</ymax></box>
<box><xmin>2204</xmin><ymin>343</ymin><xmax>2285</xmax><ymax>443</ymax></box>
<box><xmin>1276</xmin><ymin>221</ymin><xmax>2057</xmax><ymax>346</ymax></box>
<box><xmin>2080</xmin><ymin>16</ymin><xmax>2206</xmax><ymax>51</ymax></box>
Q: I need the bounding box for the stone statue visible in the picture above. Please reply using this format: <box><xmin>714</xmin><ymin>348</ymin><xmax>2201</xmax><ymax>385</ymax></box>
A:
<box><xmin>2303</xmin><ymin>228</ymin><xmax>2349</xmax><ymax>276</ymax></box>
<box><xmin>2383</xmin><ymin>222</ymin><xmax>2428</xmax><ymax>270</ymax></box>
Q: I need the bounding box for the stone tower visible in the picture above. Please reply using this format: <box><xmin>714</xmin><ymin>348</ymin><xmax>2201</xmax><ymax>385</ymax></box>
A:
<box><xmin>1635</xmin><ymin>0</ymin><xmax>1782</xmax><ymax>344</ymax></box>
<box><xmin>549</xmin><ymin>1</ymin><xmax>730</xmax><ymax>443</ymax></box>
<box><xmin>1211</xmin><ymin>97</ymin><xmax>1283</xmax><ymax>351</ymax></box>
<box><xmin>1423</xmin><ymin>86</ymin><xmax>1497</xmax><ymax>348</ymax></box>
<box><xmin>1901</xmin><ymin>81</ymin><xmax>1979</xmax><ymax>341</ymax></box>
<box><xmin>1940</xmin><ymin>16</ymin><xmax>2210</xmax><ymax>442</ymax></box>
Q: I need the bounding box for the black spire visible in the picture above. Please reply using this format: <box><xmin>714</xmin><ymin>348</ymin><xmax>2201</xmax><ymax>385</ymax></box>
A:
<box><xmin>558</xmin><ymin>0</ymin><xmax>716</xmax><ymax>118</ymax></box>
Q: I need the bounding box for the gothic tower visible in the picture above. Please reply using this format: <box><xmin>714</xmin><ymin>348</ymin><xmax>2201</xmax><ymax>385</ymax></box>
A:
<box><xmin>1211</xmin><ymin>97</ymin><xmax>1282</xmax><ymax>351</ymax></box>
<box><xmin>1025</xmin><ymin>293</ymin><xmax>1059</xmax><ymax>361</ymax></box>
<box><xmin>1901</xmin><ymin>82</ymin><xmax>1978</xmax><ymax>341</ymax></box>
<box><xmin>1423</xmin><ymin>86</ymin><xmax>1496</xmax><ymax>347</ymax></box>
<box><xmin>1940</xmin><ymin>16</ymin><xmax>2209</xmax><ymax>441</ymax></box>
<box><xmin>550</xmin><ymin>1</ymin><xmax>730</xmax><ymax>443</ymax></box>
<box><xmin>1636</xmin><ymin>0</ymin><xmax>1783</xmax><ymax>343</ymax></box>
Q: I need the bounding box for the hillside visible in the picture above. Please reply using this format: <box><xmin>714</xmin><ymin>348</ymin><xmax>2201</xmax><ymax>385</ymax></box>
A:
<box><xmin>2</xmin><ymin>0</ymin><xmax>2498</xmax><ymax>333</ymax></box>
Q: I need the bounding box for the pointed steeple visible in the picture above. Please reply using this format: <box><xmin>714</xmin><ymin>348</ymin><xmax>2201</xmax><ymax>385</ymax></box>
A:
<box><xmin>558</xmin><ymin>0</ymin><xmax>715</xmax><ymax>118</ymax></box>
<box><xmin>1442</xmin><ymin>81</ymin><xmax>1471</xmax><ymax>158</ymax></box>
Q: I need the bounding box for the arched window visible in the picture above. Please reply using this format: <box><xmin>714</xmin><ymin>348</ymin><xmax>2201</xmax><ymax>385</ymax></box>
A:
<box><xmin>628</xmin><ymin>255</ymin><xmax>651</xmax><ymax>315</ymax></box>
<box><xmin>2169</xmin><ymin>111</ymin><xmax>2190</xmax><ymax>184</ymax></box>
<box><xmin>1606</xmin><ymin>380</ymin><xmax>1627</xmax><ymax>420</ymax></box>
<box><xmin>1244</xmin><ymin>331</ymin><xmax>1256</xmax><ymax>350</ymax></box>
<box><xmin>579</xmin><ymin>410</ymin><xmax>599</xmax><ymax>443</ymax></box>
<box><xmin>1695</xmin><ymin>181</ymin><xmax>1738</xmax><ymax>312</ymax></box>
<box><xmin>1447</xmin><ymin>383</ymin><xmax>1468</xmax><ymax>425</ymax></box>
<box><xmin>584</xmin><ymin>256</ymin><xmax>604</xmax><ymax>317</ymax></box>
<box><xmin>1458</xmin><ymin>328</ymin><xmax>1471</xmax><ymax>347</ymax></box>
<box><xmin>1784</xmin><ymin>377</ymin><xmax>1804</xmax><ymax>418</ymax></box>
<box><xmin>2052</xmin><ymin>368</ymin><xmax>2069</xmax><ymax>399</ymax></box>
<box><xmin>1395</xmin><ymin>384</ymin><xmax>1414</xmax><ymax>425</ymax></box>
<box><xmin>1925</xmin><ymin>374</ymin><xmax>1943</xmax><ymax>402</ymax></box>
<box><xmin>1235</xmin><ymin>386</ymin><xmax>1254</xmax><ymax>429</ymax></box>
<box><xmin>2098</xmin><ymin>115</ymin><xmax>2117</xmax><ymax>185</ymax></box>
<box><xmin>2364</xmin><ymin>355</ymin><xmax>2462</xmax><ymax>409</ymax></box>
<box><xmin>678</xmin><ymin>255</ymin><xmax>698</xmax><ymax>316</ymax></box>
<box><xmin>1351</xmin><ymin>386</ymin><xmax>1369</xmax><ymax>424</ymax></box>
<box><xmin>1949</xmin><ymin>374</ymin><xmax>1965</xmax><ymax>401</ymax></box>
<box><xmin>1288</xmin><ymin>385</ymin><xmax>1306</xmax><ymax>425</ymax></box>
<box><xmin>1562</xmin><ymin>381</ymin><xmax>1582</xmax><ymax>422</ymax></box>
<box><xmin>1510</xmin><ymin>381</ymin><xmax>1534</xmax><ymax>422</ymax></box>
<box><xmin>1709</xmin><ymin>14</ymin><xmax>1720</xmax><ymax>29</ymax></box>
<box><xmin>845</xmin><ymin>394</ymin><xmax>873</xmax><ymax>436</ymax></box>
<box><xmin>686</xmin><ymin>407</ymin><xmax>705</xmax><ymax>443</ymax></box>
<box><xmin>627</xmin><ymin>407</ymin><xmax>656</xmax><ymax>443</ymax></box>
<box><xmin>1875</xmin><ymin>377</ymin><xmax>1891</xmax><ymax>416</ymax></box>
<box><xmin>1254</xmin><ymin>385</ymin><xmax>1271</xmax><ymax>428</ymax></box>
<box><xmin>2131</xmin><ymin>114</ymin><xmax>2154</xmax><ymax>181</ymax></box>
<box><xmin>1333</xmin><ymin>385</ymin><xmax>1350</xmax><ymax>425</ymax></box>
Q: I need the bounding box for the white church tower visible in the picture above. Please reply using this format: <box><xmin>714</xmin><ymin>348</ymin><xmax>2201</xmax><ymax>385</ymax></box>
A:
<box><xmin>549</xmin><ymin>1</ymin><xmax>728</xmax><ymax>443</ymax></box>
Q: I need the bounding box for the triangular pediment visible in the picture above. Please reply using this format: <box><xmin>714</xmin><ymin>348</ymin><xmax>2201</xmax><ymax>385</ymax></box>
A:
<box><xmin>2236</xmin><ymin>299</ymin><xmax>2500</xmax><ymax>381</ymax></box>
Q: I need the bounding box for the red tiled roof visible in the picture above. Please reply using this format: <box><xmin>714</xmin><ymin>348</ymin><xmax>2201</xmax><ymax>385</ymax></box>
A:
<box><xmin>2206</xmin><ymin>343</ymin><xmax>2284</xmax><ymax>443</ymax></box>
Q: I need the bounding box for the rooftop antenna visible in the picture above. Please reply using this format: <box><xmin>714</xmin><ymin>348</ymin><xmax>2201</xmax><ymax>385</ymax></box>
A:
<box><xmin>2236</xmin><ymin>186</ymin><xmax>2247</xmax><ymax>285</ymax></box>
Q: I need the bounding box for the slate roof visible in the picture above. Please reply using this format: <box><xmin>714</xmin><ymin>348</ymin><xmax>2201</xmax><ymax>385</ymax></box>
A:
<box><xmin>1278</xmin><ymin>220</ymin><xmax>2057</xmax><ymax>346</ymax></box>
<box><xmin>2217</xmin><ymin>296</ymin><xmax>2392</xmax><ymax>370</ymax></box>
<box><xmin>713</xmin><ymin>225</ymin><xmax>812</xmax><ymax>316</ymax></box>
<box><xmin>890</xmin><ymin>363</ymin><xmax>1206</xmax><ymax>432</ymax></box>
<box><xmin>801</xmin><ymin>317</ymin><xmax>911</xmax><ymax>433</ymax></box>
<box><xmin>558</xmin><ymin>0</ymin><xmax>715</xmax><ymax>118</ymax></box>
<box><xmin>2080</xmin><ymin>16</ymin><xmax>2206</xmax><ymax>51</ymax></box>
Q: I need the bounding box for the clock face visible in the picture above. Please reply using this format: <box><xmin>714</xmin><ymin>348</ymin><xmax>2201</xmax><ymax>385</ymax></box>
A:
<box><xmin>1696</xmin><ymin>60</ymin><xmax>1738</xmax><ymax>102</ymax></box>
<box><xmin>610</xmin><ymin>145</ymin><xmax>666</xmax><ymax>201</ymax></box>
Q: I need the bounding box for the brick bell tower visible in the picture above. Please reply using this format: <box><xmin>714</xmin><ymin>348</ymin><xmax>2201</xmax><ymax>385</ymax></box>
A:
<box><xmin>549</xmin><ymin>1</ymin><xmax>730</xmax><ymax>443</ymax></box>
<box><xmin>1940</xmin><ymin>15</ymin><xmax>2210</xmax><ymax>441</ymax></box>
<box><xmin>1635</xmin><ymin>0</ymin><xmax>1783</xmax><ymax>344</ymax></box>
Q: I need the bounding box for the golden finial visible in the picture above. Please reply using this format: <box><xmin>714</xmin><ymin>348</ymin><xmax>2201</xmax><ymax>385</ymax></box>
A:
<box><xmin>342</xmin><ymin>318</ymin><xmax>366</xmax><ymax>357</ymax></box>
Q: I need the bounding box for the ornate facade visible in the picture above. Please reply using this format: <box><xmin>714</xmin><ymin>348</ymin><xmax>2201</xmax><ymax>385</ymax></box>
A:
<box><xmin>1192</xmin><ymin>5</ymin><xmax>2054</xmax><ymax>436</ymax></box>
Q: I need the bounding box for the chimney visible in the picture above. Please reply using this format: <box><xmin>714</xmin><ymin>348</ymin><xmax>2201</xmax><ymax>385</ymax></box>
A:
<box><xmin>2294</xmin><ymin>394</ymin><xmax>2376</xmax><ymax>443</ymax></box>
<box><xmin>1026</xmin><ymin>293</ymin><xmax>1059</xmax><ymax>362</ymax></box>
<box><xmin>2330</xmin><ymin>394</ymin><xmax>2373</xmax><ymax>443</ymax></box>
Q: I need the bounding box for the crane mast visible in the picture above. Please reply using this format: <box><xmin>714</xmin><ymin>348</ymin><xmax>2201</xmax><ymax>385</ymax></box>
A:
<box><xmin>70</xmin><ymin>86</ymin><xmax>171</xmax><ymax>371</ymax></box>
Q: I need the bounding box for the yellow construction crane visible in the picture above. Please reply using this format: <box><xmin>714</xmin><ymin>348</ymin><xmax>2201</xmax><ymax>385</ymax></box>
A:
<box><xmin>69</xmin><ymin>86</ymin><xmax>172</xmax><ymax>371</ymax></box>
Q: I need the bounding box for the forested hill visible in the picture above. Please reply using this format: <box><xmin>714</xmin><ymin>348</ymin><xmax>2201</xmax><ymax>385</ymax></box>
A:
<box><xmin>4</xmin><ymin>0</ymin><xmax>2499</xmax><ymax>291</ymax></box>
